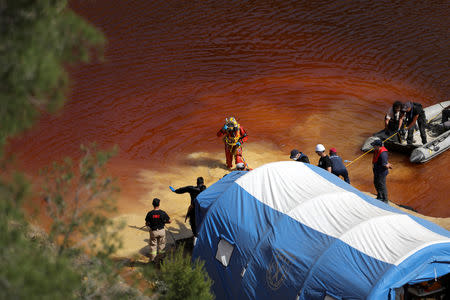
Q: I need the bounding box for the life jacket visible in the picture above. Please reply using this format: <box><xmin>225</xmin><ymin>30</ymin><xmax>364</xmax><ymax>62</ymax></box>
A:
<box><xmin>372</xmin><ymin>146</ymin><xmax>388</xmax><ymax>164</ymax></box>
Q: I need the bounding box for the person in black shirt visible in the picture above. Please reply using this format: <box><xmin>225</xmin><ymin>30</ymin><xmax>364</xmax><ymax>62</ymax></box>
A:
<box><xmin>402</xmin><ymin>101</ymin><xmax>427</xmax><ymax>145</ymax></box>
<box><xmin>170</xmin><ymin>177</ymin><xmax>206</xmax><ymax>238</ymax></box>
<box><xmin>442</xmin><ymin>105</ymin><xmax>450</xmax><ymax>129</ymax></box>
<box><xmin>290</xmin><ymin>149</ymin><xmax>310</xmax><ymax>163</ymax></box>
<box><xmin>315</xmin><ymin>144</ymin><xmax>331</xmax><ymax>172</ymax></box>
<box><xmin>145</xmin><ymin>198</ymin><xmax>171</xmax><ymax>262</ymax></box>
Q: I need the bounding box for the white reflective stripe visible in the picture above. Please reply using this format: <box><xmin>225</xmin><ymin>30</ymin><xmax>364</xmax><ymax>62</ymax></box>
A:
<box><xmin>240</xmin><ymin>267</ymin><xmax>247</xmax><ymax>277</ymax></box>
<box><xmin>236</xmin><ymin>161</ymin><xmax>450</xmax><ymax>265</ymax></box>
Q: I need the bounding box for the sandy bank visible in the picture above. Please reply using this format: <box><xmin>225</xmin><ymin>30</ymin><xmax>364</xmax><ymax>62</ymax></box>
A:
<box><xmin>111</xmin><ymin>143</ymin><xmax>449</xmax><ymax>259</ymax></box>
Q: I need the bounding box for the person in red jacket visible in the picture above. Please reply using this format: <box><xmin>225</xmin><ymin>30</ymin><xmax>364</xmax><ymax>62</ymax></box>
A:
<box><xmin>217</xmin><ymin>117</ymin><xmax>248</xmax><ymax>169</ymax></box>
<box><xmin>371</xmin><ymin>139</ymin><xmax>393</xmax><ymax>203</ymax></box>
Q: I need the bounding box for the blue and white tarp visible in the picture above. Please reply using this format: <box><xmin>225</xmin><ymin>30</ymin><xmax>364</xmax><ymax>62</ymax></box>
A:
<box><xmin>193</xmin><ymin>161</ymin><xmax>450</xmax><ymax>300</ymax></box>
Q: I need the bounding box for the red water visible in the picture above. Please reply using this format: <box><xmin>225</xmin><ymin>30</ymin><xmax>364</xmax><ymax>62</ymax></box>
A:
<box><xmin>8</xmin><ymin>0</ymin><xmax>449</xmax><ymax>216</ymax></box>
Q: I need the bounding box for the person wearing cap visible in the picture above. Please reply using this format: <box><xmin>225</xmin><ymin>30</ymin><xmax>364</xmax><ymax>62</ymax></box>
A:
<box><xmin>170</xmin><ymin>177</ymin><xmax>206</xmax><ymax>238</ymax></box>
<box><xmin>370</xmin><ymin>139</ymin><xmax>392</xmax><ymax>203</ymax></box>
<box><xmin>217</xmin><ymin>116</ymin><xmax>249</xmax><ymax>169</ymax></box>
<box><xmin>384</xmin><ymin>101</ymin><xmax>405</xmax><ymax>141</ymax></box>
<box><xmin>329</xmin><ymin>148</ymin><xmax>350</xmax><ymax>184</ymax></box>
<box><xmin>290</xmin><ymin>149</ymin><xmax>310</xmax><ymax>163</ymax></box>
<box><xmin>315</xmin><ymin>144</ymin><xmax>331</xmax><ymax>172</ymax></box>
<box><xmin>401</xmin><ymin>101</ymin><xmax>427</xmax><ymax>145</ymax></box>
<box><xmin>145</xmin><ymin>198</ymin><xmax>171</xmax><ymax>262</ymax></box>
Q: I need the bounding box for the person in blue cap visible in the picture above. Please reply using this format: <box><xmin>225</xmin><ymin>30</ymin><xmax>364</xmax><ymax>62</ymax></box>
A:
<box><xmin>371</xmin><ymin>139</ymin><xmax>392</xmax><ymax>203</ymax></box>
<box><xmin>290</xmin><ymin>149</ymin><xmax>310</xmax><ymax>163</ymax></box>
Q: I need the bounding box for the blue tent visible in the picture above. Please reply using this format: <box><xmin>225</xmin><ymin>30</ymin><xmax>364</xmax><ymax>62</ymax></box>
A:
<box><xmin>193</xmin><ymin>161</ymin><xmax>450</xmax><ymax>300</ymax></box>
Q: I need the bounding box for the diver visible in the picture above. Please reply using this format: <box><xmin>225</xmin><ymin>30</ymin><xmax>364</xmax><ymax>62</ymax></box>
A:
<box><xmin>217</xmin><ymin>117</ymin><xmax>249</xmax><ymax>169</ymax></box>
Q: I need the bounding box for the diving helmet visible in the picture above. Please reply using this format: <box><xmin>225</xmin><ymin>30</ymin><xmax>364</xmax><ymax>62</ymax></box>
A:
<box><xmin>225</xmin><ymin>117</ymin><xmax>238</xmax><ymax>131</ymax></box>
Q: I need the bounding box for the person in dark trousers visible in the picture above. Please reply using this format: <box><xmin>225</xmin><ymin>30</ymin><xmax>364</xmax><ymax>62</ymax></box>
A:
<box><xmin>371</xmin><ymin>139</ymin><xmax>392</xmax><ymax>203</ymax></box>
<box><xmin>384</xmin><ymin>101</ymin><xmax>405</xmax><ymax>142</ymax></box>
<box><xmin>315</xmin><ymin>144</ymin><xmax>331</xmax><ymax>172</ymax></box>
<box><xmin>401</xmin><ymin>101</ymin><xmax>428</xmax><ymax>145</ymax></box>
<box><xmin>329</xmin><ymin>148</ymin><xmax>350</xmax><ymax>184</ymax></box>
<box><xmin>145</xmin><ymin>198</ymin><xmax>171</xmax><ymax>262</ymax></box>
<box><xmin>170</xmin><ymin>177</ymin><xmax>206</xmax><ymax>239</ymax></box>
<box><xmin>442</xmin><ymin>105</ymin><xmax>450</xmax><ymax>129</ymax></box>
<box><xmin>290</xmin><ymin>149</ymin><xmax>310</xmax><ymax>163</ymax></box>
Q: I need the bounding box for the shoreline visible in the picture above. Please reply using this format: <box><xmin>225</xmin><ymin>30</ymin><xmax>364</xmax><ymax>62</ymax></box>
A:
<box><xmin>109</xmin><ymin>144</ymin><xmax>449</xmax><ymax>260</ymax></box>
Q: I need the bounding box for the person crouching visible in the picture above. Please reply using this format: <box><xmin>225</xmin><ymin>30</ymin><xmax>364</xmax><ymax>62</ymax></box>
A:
<box><xmin>329</xmin><ymin>148</ymin><xmax>350</xmax><ymax>184</ymax></box>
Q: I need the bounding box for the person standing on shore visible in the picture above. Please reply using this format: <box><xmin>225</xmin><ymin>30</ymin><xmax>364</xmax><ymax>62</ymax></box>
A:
<box><xmin>290</xmin><ymin>149</ymin><xmax>310</xmax><ymax>163</ymax></box>
<box><xmin>329</xmin><ymin>148</ymin><xmax>350</xmax><ymax>184</ymax></box>
<box><xmin>315</xmin><ymin>144</ymin><xmax>332</xmax><ymax>172</ymax></box>
<box><xmin>371</xmin><ymin>139</ymin><xmax>392</xmax><ymax>203</ymax></box>
<box><xmin>217</xmin><ymin>116</ymin><xmax>249</xmax><ymax>169</ymax></box>
<box><xmin>170</xmin><ymin>177</ymin><xmax>206</xmax><ymax>239</ymax></box>
<box><xmin>145</xmin><ymin>198</ymin><xmax>171</xmax><ymax>262</ymax></box>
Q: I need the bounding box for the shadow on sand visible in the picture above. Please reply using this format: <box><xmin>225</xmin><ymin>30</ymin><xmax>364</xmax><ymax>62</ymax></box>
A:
<box><xmin>126</xmin><ymin>219</ymin><xmax>195</xmax><ymax>264</ymax></box>
<box><xmin>128</xmin><ymin>225</ymin><xmax>149</xmax><ymax>232</ymax></box>
<box><xmin>182</xmin><ymin>156</ymin><xmax>229</xmax><ymax>170</ymax></box>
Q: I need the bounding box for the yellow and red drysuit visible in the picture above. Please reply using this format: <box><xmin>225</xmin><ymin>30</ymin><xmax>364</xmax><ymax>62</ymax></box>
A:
<box><xmin>217</xmin><ymin>118</ymin><xmax>248</xmax><ymax>169</ymax></box>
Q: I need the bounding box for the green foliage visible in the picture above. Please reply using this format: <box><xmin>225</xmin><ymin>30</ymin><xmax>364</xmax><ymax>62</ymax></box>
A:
<box><xmin>0</xmin><ymin>0</ymin><xmax>104</xmax><ymax>150</ymax></box>
<box><xmin>0</xmin><ymin>146</ymin><xmax>146</xmax><ymax>299</ymax></box>
<box><xmin>144</xmin><ymin>245</ymin><xmax>214</xmax><ymax>300</ymax></box>
<box><xmin>0</xmin><ymin>2</ymin><xmax>147</xmax><ymax>298</ymax></box>
<box><xmin>75</xmin><ymin>255</ymin><xmax>143</xmax><ymax>300</ymax></box>
<box><xmin>0</xmin><ymin>172</ymin><xmax>82</xmax><ymax>300</ymax></box>
<box><xmin>40</xmin><ymin>143</ymin><xmax>122</xmax><ymax>257</ymax></box>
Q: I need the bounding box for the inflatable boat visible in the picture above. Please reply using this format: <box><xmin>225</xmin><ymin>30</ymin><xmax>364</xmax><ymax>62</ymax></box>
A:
<box><xmin>361</xmin><ymin>101</ymin><xmax>450</xmax><ymax>163</ymax></box>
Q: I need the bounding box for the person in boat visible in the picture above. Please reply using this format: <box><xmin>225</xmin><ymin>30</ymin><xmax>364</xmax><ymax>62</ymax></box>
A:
<box><xmin>217</xmin><ymin>116</ymin><xmax>249</xmax><ymax>169</ymax></box>
<box><xmin>315</xmin><ymin>144</ymin><xmax>332</xmax><ymax>172</ymax></box>
<box><xmin>384</xmin><ymin>101</ymin><xmax>405</xmax><ymax>142</ymax></box>
<box><xmin>442</xmin><ymin>105</ymin><xmax>450</xmax><ymax>129</ymax></box>
<box><xmin>401</xmin><ymin>102</ymin><xmax>428</xmax><ymax>145</ymax></box>
<box><xmin>170</xmin><ymin>177</ymin><xmax>206</xmax><ymax>238</ymax></box>
<box><xmin>371</xmin><ymin>139</ymin><xmax>392</xmax><ymax>203</ymax></box>
<box><xmin>329</xmin><ymin>148</ymin><xmax>350</xmax><ymax>184</ymax></box>
<box><xmin>289</xmin><ymin>149</ymin><xmax>310</xmax><ymax>163</ymax></box>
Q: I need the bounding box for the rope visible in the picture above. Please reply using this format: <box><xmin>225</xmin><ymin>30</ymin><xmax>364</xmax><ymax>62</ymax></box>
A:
<box><xmin>427</xmin><ymin>109</ymin><xmax>444</xmax><ymax>124</ymax></box>
<box><xmin>346</xmin><ymin>103</ymin><xmax>446</xmax><ymax>168</ymax></box>
<box><xmin>346</xmin><ymin>131</ymin><xmax>399</xmax><ymax>168</ymax></box>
